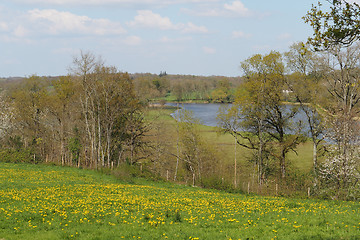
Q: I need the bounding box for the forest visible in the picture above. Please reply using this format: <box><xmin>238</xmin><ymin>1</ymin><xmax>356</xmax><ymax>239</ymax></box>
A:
<box><xmin>0</xmin><ymin>0</ymin><xmax>360</xmax><ymax>201</ymax></box>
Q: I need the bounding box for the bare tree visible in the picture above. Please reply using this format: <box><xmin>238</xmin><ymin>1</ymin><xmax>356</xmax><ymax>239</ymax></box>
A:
<box><xmin>284</xmin><ymin>42</ymin><xmax>326</xmax><ymax>183</ymax></box>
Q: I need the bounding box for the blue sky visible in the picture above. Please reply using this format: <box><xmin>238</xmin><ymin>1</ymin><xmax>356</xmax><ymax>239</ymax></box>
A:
<box><xmin>0</xmin><ymin>0</ymin><xmax>343</xmax><ymax>77</ymax></box>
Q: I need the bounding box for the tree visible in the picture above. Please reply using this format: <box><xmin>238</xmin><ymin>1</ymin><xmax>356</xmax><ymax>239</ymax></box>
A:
<box><xmin>68</xmin><ymin>127</ymin><xmax>82</xmax><ymax>167</ymax></box>
<box><xmin>303</xmin><ymin>0</ymin><xmax>360</xmax><ymax>50</ymax></box>
<box><xmin>70</xmin><ymin>51</ymin><xmax>103</xmax><ymax>168</ymax></box>
<box><xmin>70</xmin><ymin>51</ymin><xmax>146</xmax><ymax>169</ymax></box>
<box><xmin>96</xmin><ymin>67</ymin><xmax>143</xmax><ymax>167</ymax></box>
<box><xmin>211</xmin><ymin>79</ymin><xmax>232</xmax><ymax>103</ymax></box>
<box><xmin>176</xmin><ymin>109</ymin><xmax>218</xmax><ymax>186</ymax></box>
<box><xmin>315</xmin><ymin>44</ymin><xmax>360</xmax><ymax>198</ymax></box>
<box><xmin>134</xmin><ymin>76</ymin><xmax>162</xmax><ymax>103</ymax></box>
<box><xmin>46</xmin><ymin>76</ymin><xmax>77</xmax><ymax>165</ymax></box>
<box><xmin>318</xmin><ymin>144</ymin><xmax>360</xmax><ymax>200</ymax></box>
<box><xmin>10</xmin><ymin>76</ymin><xmax>48</xmax><ymax>152</ymax></box>
<box><xmin>0</xmin><ymin>92</ymin><xmax>14</xmax><ymax>140</ymax></box>
<box><xmin>304</xmin><ymin>0</ymin><xmax>360</xmax><ymax>199</ymax></box>
<box><xmin>177</xmin><ymin>109</ymin><xmax>202</xmax><ymax>185</ymax></box>
<box><xmin>284</xmin><ymin>42</ymin><xmax>326</xmax><ymax>182</ymax></box>
<box><xmin>217</xmin><ymin>104</ymin><xmax>244</xmax><ymax>187</ymax></box>
<box><xmin>218</xmin><ymin>51</ymin><xmax>305</xmax><ymax>184</ymax></box>
<box><xmin>172</xmin><ymin>82</ymin><xmax>184</xmax><ymax>101</ymax></box>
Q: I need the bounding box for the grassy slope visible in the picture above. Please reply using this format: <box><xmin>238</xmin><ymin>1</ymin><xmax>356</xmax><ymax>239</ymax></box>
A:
<box><xmin>0</xmin><ymin>162</ymin><xmax>359</xmax><ymax>240</ymax></box>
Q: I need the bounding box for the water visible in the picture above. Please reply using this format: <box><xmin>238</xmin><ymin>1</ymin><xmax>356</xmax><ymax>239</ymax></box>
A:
<box><xmin>166</xmin><ymin>103</ymin><xmax>225</xmax><ymax>127</ymax></box>
<box><xmin>166</xmin><ymin>103</ymin><xmax>311</xmax><ymax>135</ymax></box>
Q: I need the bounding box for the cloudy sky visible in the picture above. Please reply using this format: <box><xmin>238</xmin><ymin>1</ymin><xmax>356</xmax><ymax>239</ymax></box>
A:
<box><xmin>0</xmin><ymin>0</ymin><xmax>337</xmax><ymax>77</ymax></box>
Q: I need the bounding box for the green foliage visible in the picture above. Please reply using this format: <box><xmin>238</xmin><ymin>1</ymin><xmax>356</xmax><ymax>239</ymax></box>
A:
<box><xmin>0</xmin><ymin>148</ymin><xmax>36</xmax><ymax>163</ymax></box>
<box><xmin>68</xmin><ymin>136</ymin><xmax>81</xmax><ymax>164</ymax></box>
<box><xmin>303</xmin><ymin>0</ymin><xmax>360</xmax><ymax>50</ymax></box>
<box><xmin>132</xmin><ymin>73</ymin><xmax>241</xmax><ymax>102</ymax></box>
<box><xmin>176</xmin><ymin>109</ymin><xmax>220</xmax><ymax>186</ymax></box>
<box><xmin>210</xmin><ymin>79</ymin><xmax>233</xmax><ymax>103</ymax></box>
<box><xmin>7</xmin><ymin>136</ymin><xmax>23</xmax><ymax>150</ymax></box>
<box><xmin>200</xmin><ymin>175</ymin><xmax>236</xmax><ymax>192</ymax></box>
<box><xmin>219</xmin><ymin>51</ymin><xmax>306</xmax><ymax>184</ymax></box>
<box><xmin>2</xmin><ymin>52</ymin><xmax>147</xmax><ymax>169</ymax></box>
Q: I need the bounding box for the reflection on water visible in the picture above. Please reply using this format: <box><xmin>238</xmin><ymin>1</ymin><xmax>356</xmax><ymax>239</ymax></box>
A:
<box><xmin>166</xmin><ymin>103</ymin><xmax>310</xmax><ymax>135</ymax></box>
<box><xmin>167</xmin><ymin>103</ymin><xmax>225</xmax><ymax>127</ymax></box>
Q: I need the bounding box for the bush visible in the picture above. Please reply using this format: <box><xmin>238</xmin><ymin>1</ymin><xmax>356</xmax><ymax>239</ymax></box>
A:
<box><xmin>201</xmin><ymin>176</ymin><xmax>238</xmax><ymax>192</ymax></box>
<box><xmin>0</xmin><ymin>148</ymin><xmax>37</xmax><ymax>164</ymax></box>
<box><xmin>110</xmin><ymin>163</ymin><xmax>159</xmax><ymax>182</ymax></box>
<box><xmin>109</xmin><ymin>164</ymin><xmax>137</xmax><ymax>182</ymax></box>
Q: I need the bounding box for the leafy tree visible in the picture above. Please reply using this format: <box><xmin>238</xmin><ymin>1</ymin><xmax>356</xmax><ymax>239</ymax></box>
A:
<box><xmin>211</xmin><ymin>79</ymin><xmax>232</xmax><ymax>103</ymax></box>
<box><xmin>68</xmin><ymin>51</ymin><xmax>146</xmax><ymax>168</ymax></box>
<box><xmin>294</xmin><ymin>41</ymin><xmax>360</xmax><ymax>199</ymax></box>
<box><xmin>303</xmin><ymin>0</ymin><xmax>360</xmax><ymax>50</ymax></box>
<box><xmin>172</xmin><ymin>82</ymin><xmax>184</xmax><ymax>101</ymax></box>
<box><xmin>46</xmin><ymin>75</ymin><xmax>77</xmax><ymax>165</ymax></box>
<box><xmin>68</xmin><ymin>127</ymin><xmax>82</xmax><ymax>167</ymax></box>
<box><xmin>304</xmin><ymin>0</ymin><xmax>360</xmax><ymax>199</ymax></box>
<box><xmin>219</xmin><ymin>51</ymin><xmax>305</xmax><ymax>184</ymax></box>
<box><xmin>134</xmin><ymin>77</ymin><xmax>162</xmax><ymax>103</ymax></box>
<box><xmin>211</xmin><ymin>88</ymin><xmax>228</xmax><ymax>103</ymax></box>
<box><xmin>10</xmin><ymin>76</ymin><xmax>48</xmax><ymax>155</ymax></box>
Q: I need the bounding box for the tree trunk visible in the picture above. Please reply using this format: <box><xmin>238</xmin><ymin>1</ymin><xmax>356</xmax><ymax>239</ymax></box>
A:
<box><xmin>234</xmin><ymin>136</ymin><xmax>237</xmax><ymax>188</ymax></box>
<box><xmin>313</xmin><ymin>140</ymin><xmax>318</xmax><ymax>180</ymax></box>
<box><xmin>174</xmin><ymin>110</ymin><xmax>180</xmax><ymax>181</ymax></box>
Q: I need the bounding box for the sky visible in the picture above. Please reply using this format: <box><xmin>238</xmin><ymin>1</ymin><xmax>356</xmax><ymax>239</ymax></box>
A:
<box><xmin>0</xmin><ymin>0</ymin><xmax>350</xmax><ymax>77</ymax></box>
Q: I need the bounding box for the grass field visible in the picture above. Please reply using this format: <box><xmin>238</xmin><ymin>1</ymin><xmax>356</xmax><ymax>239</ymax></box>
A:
<box><xmin>0</xmin><ymin>162</ymin><xmax>359</xmax><ymax>240</ymax></box>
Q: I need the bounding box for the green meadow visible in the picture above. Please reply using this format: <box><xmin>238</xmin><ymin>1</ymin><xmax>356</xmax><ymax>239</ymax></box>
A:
<box><xmin>0</xmin><ymin>162</ymin><xmax>359</xmax><ymax>240</ymax></box>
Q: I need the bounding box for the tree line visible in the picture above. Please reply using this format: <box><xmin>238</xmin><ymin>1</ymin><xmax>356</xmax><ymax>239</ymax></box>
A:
<box><xmin>0</xmin><ymin>51</ymin><xmax>147</xmax><ymax>169</ymax></box>
<box><xmin>132</xmin><ymin>73</ymin><xmax>241</xmax><ymax>103</ymax></box>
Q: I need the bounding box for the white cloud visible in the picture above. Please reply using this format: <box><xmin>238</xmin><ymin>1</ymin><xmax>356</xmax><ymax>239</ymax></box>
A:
<box><xmin>0</xmin><ymin>8</ymin><xmax>127</xmax><ymax>41</ymax></box>
<box><xmin>181</xmin><ymin>22</ymin><xmax>208</xmax><ymax>33</ymax></box>
<box><xmin>0</xmin><ymin>7</ymin><xmax>128</xmax><ymax>46</ymax></box>
<box><xmin>128</xmin><ymin>10</ymin><xmax>208</xmax><ymax>34</ymax></box>
<box><xmin>202</xmin><ymin>46</ymin><xmax>216</xmax><ymax>54</ymax></box>
<box><xmin>123</xmin><ymin>35</ymin><xmax>142</xmax><ymax>46</ymax></box>
<box><xmin>160</xmin><ymin>36</ymin><xmax>172</xmax><ymax>43</ymax></box>
<box><xmin>0</xmin><ymin>22</ymin><xmax>8</xmax><ymax>31</ymax></box>
<box><xmin>128</xmin><ymin>10</ymin><xmax>176</xmax><ymax>30</ymax></box>
<box><xmin>232</xmin><ymin>30</ymin><xmax>251</xmax><ymax>39</ymax></box>
<box><xmin>183</xmin><ymin>1</ymin><xmax>252</xmax><ymax>17</ymax></box>
<box><xmin>224</xmin><ymin>1</ymin><xmax>251</xmax><ymax>17</ymax></box>
<box><xmin>13</xmin><ymin>25</ymin><xmax>28</xmax><ymax>37</ymax></box>
<box><xmin>28</xmin><ymin>9</ymin><xmax>126</xmax><ymax>36</ymax></box>
<box><xmin>159</xmin><ymin>36</ymin><xmax>192</xmax><ymax>43</ymax></box>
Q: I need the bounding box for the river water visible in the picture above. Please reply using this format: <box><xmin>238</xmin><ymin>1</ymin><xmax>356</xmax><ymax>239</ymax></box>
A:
<box><xmin>166</xmin><ymin>103</ymin><xmax>310</xmax><ymax>134</ymax></box>
<box><xmin>167</xmin><ymin>103</ymin><xmax>225</xmax><ymax>127</ymax></box>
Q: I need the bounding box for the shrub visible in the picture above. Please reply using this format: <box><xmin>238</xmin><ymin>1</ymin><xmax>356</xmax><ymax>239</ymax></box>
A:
<box><xmin>0</xmin><ymin>148</ymin><xmax>37</xmax><ymax>164</ymax></box>
<box><xmin>201</xmin><ymin>175</ymin><xmax>239</xmax><ymax>193</ymax></box>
